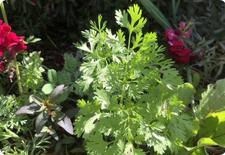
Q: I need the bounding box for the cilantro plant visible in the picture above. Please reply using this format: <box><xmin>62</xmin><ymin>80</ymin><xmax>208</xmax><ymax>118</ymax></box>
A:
<box><xmin>75</xmin><ymin>4</ymin><xmax>197</xmax><ymax>155</ymax></box>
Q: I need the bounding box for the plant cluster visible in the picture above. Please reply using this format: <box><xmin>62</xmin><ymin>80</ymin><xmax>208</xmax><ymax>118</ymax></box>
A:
<box><xmin>75</xmin><ymin>4</ymin><xmax>197</xmax><ymax>154</ymax></box>
<box><xmin>0</xmin><ymin>1</ymin><xmax>225</xmax><ymax>155</ymax></box>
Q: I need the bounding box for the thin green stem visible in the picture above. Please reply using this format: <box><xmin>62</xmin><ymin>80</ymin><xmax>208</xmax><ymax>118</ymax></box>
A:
<box><xmin>0</xmin><ymin>2</ymin><xmax>23</xmax><ymax>94</ymax></box>
<box><xmin>120</xmin><ymin>31</ymin><xmax>132</xmax><ymax>105</ymax></box>
<box><xmin>128</xmin><ymin>31</ymin><xmax>132</xmax><ymax>50</ymax></box>
<box><xmin>14</xmin><ymin>58</ymin><xmax>23</xmax><ymax>95</ymax></box>
<box><xmin>0</xmin><ymin>2</ymin><xmax>8</xmax><ymax>24</ymax></box>
<box><xmin>187</xmin><ymin>67</ymin><xmax>192</xmax><ymax>83</ymax></box>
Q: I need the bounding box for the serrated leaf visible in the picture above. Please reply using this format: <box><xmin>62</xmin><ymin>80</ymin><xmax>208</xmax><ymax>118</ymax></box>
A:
<box><xmin>57</xmin><ymin>115</ymin><xmax>74</xmax><ymax>135</ymax></box>
<box><xmin>94</xmin><ymin>89</ymin><xmax>110</xmax><ymax>109</ymax></box>
<box><xmin>77</xmin><ymin>43</ymin><xmax>91</xmax><ymax>53</ymax></box>
<box><xmin>16</xmin><ymin>103</ymin><xmax>40</xmax><ymax>115</ymax></box>
<box><xmin>84</xmin><ymin>114</ymin><xmax>101</xmax><ymax>135</ymax></box>
<box><xmin>63</xmin><ymin>53</ymin><xmax>80</xmax><ymax>72</ymax></box>
<box><xmin>115</xmin><ymin>10</ymin><xmax>129</xmax><ymax>28</ymax></box>
<box><xmin>127</xmin><ymin>4</ymin><xmax>147</xmax><ymax>32</ymax></box>
<box><xmin>57</xmin><ymin>71</ymin><xmax>72</xmax><ymax>85</ymax></box>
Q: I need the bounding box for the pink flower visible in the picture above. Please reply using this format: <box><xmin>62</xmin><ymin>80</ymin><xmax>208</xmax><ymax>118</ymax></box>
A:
<box><xmin>165</xmin><ymin>21</ymin><xmax>193</xmax><ymax>64</ymax></box>
<box><xmin>178</xmin><ymin>21</ymin><xmax>192</xmax><ymax>39</ymax></box>
<box><xmin>165</xmin><ymin>28</ymin><xmax>179</xmax><ymax>41</ymax></box>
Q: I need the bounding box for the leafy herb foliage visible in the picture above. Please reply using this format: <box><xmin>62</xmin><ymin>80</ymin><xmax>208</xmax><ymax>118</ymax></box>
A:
<box><xmin>75</xmin><ymin>4</ymin><xmax>197</xmax><ymax>154</ymax></box>
<box><xmin>21</xmin><ymin>52</ymin><xmax>45</xmax><ymax>92</ymax></box>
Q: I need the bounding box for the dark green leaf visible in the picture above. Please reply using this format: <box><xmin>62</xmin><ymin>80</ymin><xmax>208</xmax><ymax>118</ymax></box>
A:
<box><xmin>48</xmin><ymin>69</ymin><xmax>57</xmax><ymax>84</ymax></box>
<box><xmin>35</xmin><ymin>112</ymin><xmax>49</xmax><ymax>133</ymax></box>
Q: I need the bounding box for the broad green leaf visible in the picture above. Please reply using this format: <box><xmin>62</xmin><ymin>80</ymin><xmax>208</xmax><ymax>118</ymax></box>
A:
<box><xmin>48</xmin><ymin>69</ymin><xmax>57</xmax><ymax>83</ymax></box>
<box><xmin>42</xmin><ymin>83</ymin><xmax>54</xmax><ymax>95</ymax></box>
<box><xmin>198</xmin><ymin>111</ymin><xmax>225</xmax><ymax>148</ymax></box>
<box><xmin>26</xmin><ymin>35</ymin><xmax>41</xmax><ymax>44</ymax></box>
<box><xmin>177</xmin><ymin>83</ymin><xmax>195</xmax><ymax>105</ymax></box>
<box><xmin>57</xmin><ymin>71</ymin><xmax>72</xmax><ymax>85</ymax></box>
<box><xmin>198</xmin><ymin>138</ymin><xmax>218</xmax><ymax>147</ymax></box>
<box><xmin>35</xmin><ymin>112</ymin><xmax>48</xmax><ymax>133</ymax></box>
<box><xmin>197</xmin><ymin>79</ymin><xmax>225</xmax><ymax>118</ymax></box>
<box><xmin>191</xmin><ymin>148</ymin><xmax>206</xmax><ymax>155</ymax></box>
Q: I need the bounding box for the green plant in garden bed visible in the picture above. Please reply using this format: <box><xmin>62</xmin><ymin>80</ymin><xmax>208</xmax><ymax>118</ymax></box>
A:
<box><xmin>1</xmin><ymin>1</ymin><xmax>225</xmax><ymax>154</ymax></box>
<box><xmin>75</xmin><ymin>4</ymin><xmax>198</xmax><ymax>154</ymax></box>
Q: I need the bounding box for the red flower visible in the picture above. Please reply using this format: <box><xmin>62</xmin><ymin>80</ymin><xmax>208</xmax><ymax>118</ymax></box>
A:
<box><xmin>168</xmin><ymin>40</ymin><xmax>185</xmax><ymax>47</ymax></box>
<box><xmin>169</xmin><ymin>46</ymin><xmax>191</xmax><ymax>64</ymax></box>
<box><xmin>0</xmin><ymin>50</ymin><xmax>4</xmax><ymax>57</ymax></box>
<box><xmin>3</xmin><ymin>32</ymin><xmax>27</xmax><ymax>57</ymax></box>
<box><xmin>0</xmin><ymin>20</ymin><xmax>27</xmax><ymax>58</ymax></box>
<box><xmin>0</xmin><ymin>19</ymin><xmax>27</xmax><ymax>72</ymax></box>
<box><xmin>165</xmin><ymin>22</ymin><xmax>193</xmax><ymax>64</ymax></box>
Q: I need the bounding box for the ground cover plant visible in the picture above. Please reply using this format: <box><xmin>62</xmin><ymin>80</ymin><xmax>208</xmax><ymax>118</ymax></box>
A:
<box><xmin>0</xmin><ymin>0</ymin><xmax>225</xmax><ymax>155</ymax></box>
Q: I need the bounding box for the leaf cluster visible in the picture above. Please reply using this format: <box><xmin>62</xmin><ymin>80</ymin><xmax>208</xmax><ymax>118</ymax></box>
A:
<box><xmin>20</xmin><ymin>52</ymin><xmax>45</xmax><ymax>92</ymax></box>
<box><xmin>16</xmin><ymin>85</ymin><xmax>74</xmax><ymax>138</ymax></box>
<box><xmin>75</xmin><ymin>4</ymin><xmax>197</xmax><ymax>155</ymax></box>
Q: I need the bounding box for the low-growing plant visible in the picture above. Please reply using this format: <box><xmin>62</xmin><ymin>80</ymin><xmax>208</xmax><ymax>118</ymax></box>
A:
<box><xmin>74</xmin><ymin>4</ymin><xmax>198</xmax><ymax>154</ymax></box>
<box><xmin>16</xmin><ymin>85</ymin><xmax>74</xmax><ymax>138</ymax></box>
